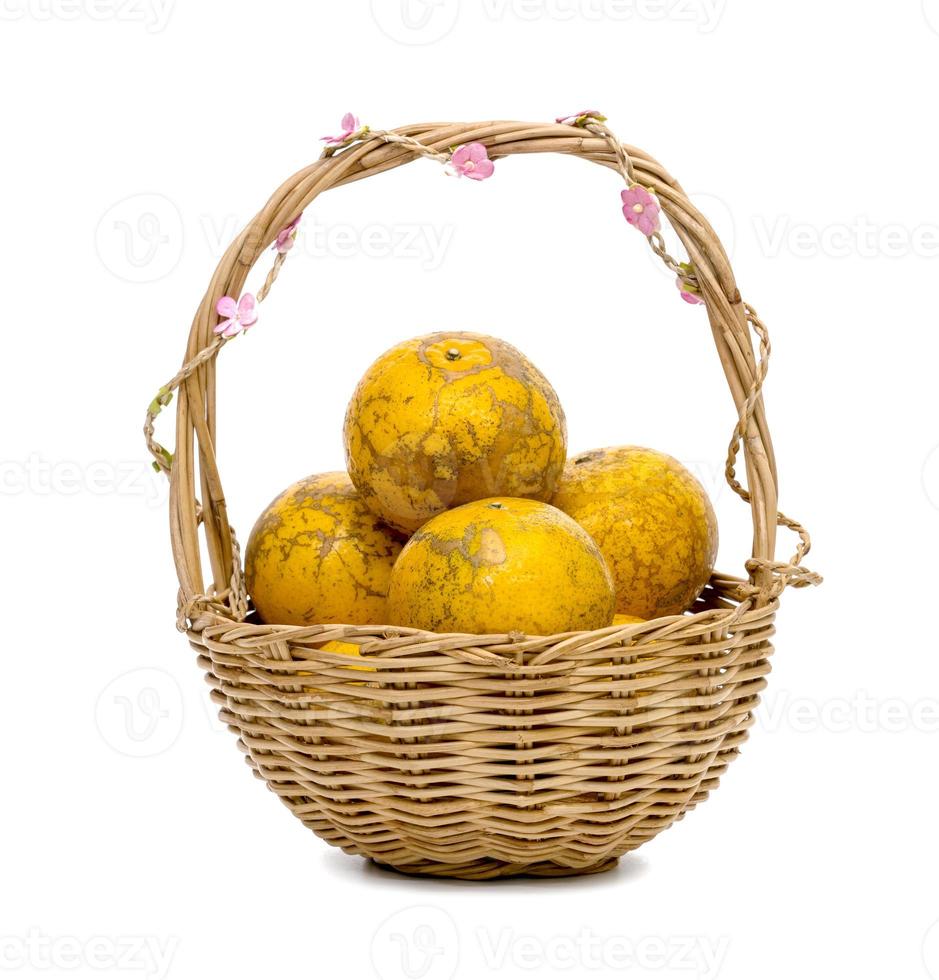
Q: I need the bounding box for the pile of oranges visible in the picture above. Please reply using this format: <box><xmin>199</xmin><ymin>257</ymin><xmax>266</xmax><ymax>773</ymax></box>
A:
<box><xmin>245</xmin><ymin>332</ymin><xmax>718</xmax><ymax>636</ymax></box>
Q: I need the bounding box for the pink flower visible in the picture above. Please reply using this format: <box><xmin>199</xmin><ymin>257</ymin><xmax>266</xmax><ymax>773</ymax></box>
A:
<box><xmin>556</xmin><ymin>110</ymin><xmax>607</xmax><ymax>127</ymax></box>
<box><xmin>214</xmin><ymin>293</ymin><xmax>258</xmax><ymax>338</ymax></box>
<box><xmin>321</xmin><ymin>113</ymin><xmax>362</xmax><ymax>146</ymax></box>
<box><xmin>621</xmin><ymin>185</ymin><xmax>661</xmax><ymax>236</ymax></box>
<box><xmin>676</xmin><ymin>261</ymin><xmax>704</xmax><ymax>304</ymax></box>
<box><xmin>447</xmin><ymin>142</ymin><xmax>494</xmax><ymax>181</ymax></box>
<box><xmin>273</xmin><ymin>213</ymin><xmax>302</xmax><ymax>254</ymax></box>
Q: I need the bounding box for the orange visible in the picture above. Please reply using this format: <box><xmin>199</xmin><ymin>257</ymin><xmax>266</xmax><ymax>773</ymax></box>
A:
<box><xmin>245</xmin><ymin>472</ymin><xmax>403</xmax><ymax>626</ymax></box>
<box><xmin>387</xmin><ymin>497</ymin><xmax>614</xmax><ymax>635</ymax></box>
<box><xmin>343</xmin><ymin>332</ymin><xmax>567</xmax><ymax>533</ymax></box>
<box><xmin>552</xmin><ymin>446</ymin><xmax>718</xmax><ymax>619</ymax></box>
<box><xmin>317</xmin><ymin>639</ymin><xmax>372</xmax><ymax>673</ymax></box>
<box><xmin>613</xmin><ymin>614</ymin><xmax>646</xmax><ymax>626</ymax></box>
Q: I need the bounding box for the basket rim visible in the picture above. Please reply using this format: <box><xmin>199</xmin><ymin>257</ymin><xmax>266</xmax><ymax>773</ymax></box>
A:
<box><xmin>186</xmin><ymin>571</ymin><xmax>777</xmax><ymax>651</ymax></box>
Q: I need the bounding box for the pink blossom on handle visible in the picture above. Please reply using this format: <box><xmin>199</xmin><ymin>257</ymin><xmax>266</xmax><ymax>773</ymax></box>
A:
<box><xmin>678</xmin><ymin>284</ymin><xmax>705</xmax><ymax>305</ymax></box>
<box><xmin>446</xmin><ymin>142</ymin><xmax>494</xmax><ymax>181</ymax></box>
<box><xmin>321</xmin><ymin>113</ymin><xmax>362</xmax><ymax>146</ymax></box>
<box><xmin>214</xmin><ymin>293</ymin><xmax>258</xmax><ymax>338</ymax></box>
<box><xmin>621</xmin><ymin>185</ymin><xmax>661</xmax><ymax>237</ymax></box>
<box><xmin>556</xmin><ymin>110</ymin><xmax>607</xmax><ymax>127</ymax></box>
<box><xmin>273</xmin><ymin>213</ymin><xmax>302</xmax><ymax>254</ymax></box>
<box><xmin>676</xmin><ymin>263</ymin><xmax>705</xmax><ymax>305</ymax></box>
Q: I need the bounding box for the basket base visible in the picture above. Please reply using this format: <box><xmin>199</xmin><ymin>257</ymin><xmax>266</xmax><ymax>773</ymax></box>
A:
<box><xmin>370</xmin><ymin>856</ymin><xmax>620</xmax><ymax>880</ymax></box>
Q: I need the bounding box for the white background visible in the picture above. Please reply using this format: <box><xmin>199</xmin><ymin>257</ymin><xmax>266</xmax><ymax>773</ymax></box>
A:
<box><xmin>2</xmin><ymin>2</ymin><xmax>938</xmax><ymax>978</ymax></box>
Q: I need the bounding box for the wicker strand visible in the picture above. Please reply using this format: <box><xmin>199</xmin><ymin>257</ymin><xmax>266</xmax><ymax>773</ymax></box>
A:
<box><xmin>583</xmin><ymin>118</ymin><xmax>637</xmax><ymax>184</ymax></box>
<box><xmin>145</xmin><ymin>336</ymin><xmax>225</xmax><ymax>476</ymax></box>
<box><xmin>257</xmin><ymin>249</ymin><xmax>290</xmax><ymax>303</ymax></box>
<box><xmin>356</xmin><ymin>129</ymin><xmax>452</xmax><ymax>166</ymax></box>
<box><xmin>720</xmin><ymin>304</ymin><xmax>821</xmax><ymax>597</ymax></box>
<box><xmin>175</xmin><ymin>527</ymin><xmax>248</xmax><ymax>630</ymax></box>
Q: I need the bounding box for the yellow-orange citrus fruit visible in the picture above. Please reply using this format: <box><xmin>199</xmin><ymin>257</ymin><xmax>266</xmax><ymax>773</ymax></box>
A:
<box><xmin>343</xmin><ymin>332</ymin><xmax>567</xmax><ymax>533</ymax></box>
<box><xmin>387</xmin><ymin>497</ymin><xmax>614</xmax><ymax>635</ymax></box>
<box><xmin>245</xmin><ymin>472</ymin><xmax>403</xmax><ymax>626</ymax></box>
<box><xmin>319</xmin><ymin>639</ymin><xmax>362</xmax><ymax>657</ymax></box>
<box><xmin>552</xmin><ymin>446</ymin><xmax>718</xmax><ymax>619</ymax></box>
<box><xmin>318</xmin><ymin>639</ymin><xmax>372</xmax><ymax>673</ymax></box>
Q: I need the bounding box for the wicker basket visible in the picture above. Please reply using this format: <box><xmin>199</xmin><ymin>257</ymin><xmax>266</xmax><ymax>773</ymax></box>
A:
<box><xmin>145</xmin><ymin>117</ymin><xmax>819</xmax><ymax>879</ymax></box>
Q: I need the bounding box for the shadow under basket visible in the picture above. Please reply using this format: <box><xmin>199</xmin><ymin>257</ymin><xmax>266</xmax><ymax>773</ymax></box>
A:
<box><xmin>149</xmin><ymin>117</ymin><xmax>819</xmax><ymax>880</ymax></box>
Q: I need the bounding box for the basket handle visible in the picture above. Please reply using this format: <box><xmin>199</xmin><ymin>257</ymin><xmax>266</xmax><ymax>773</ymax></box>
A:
<box><xmin>144</xmin><ymin>116</ymin><xmax>819</xmax><ymax>627</ymax></box>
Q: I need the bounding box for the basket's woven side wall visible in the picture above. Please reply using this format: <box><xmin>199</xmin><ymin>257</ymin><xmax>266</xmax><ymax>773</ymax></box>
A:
<box><xmin>191</xmin><ymin>592</ymin><xmax>778</xmax><ymax>878</ymax></box>
<box><xmin>168</xmin><ymin>122</ymin><xmax>779</xmax><ymax>614</ymax></box>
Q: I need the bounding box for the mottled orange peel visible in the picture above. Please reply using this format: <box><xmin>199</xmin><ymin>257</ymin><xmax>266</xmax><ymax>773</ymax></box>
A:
<box><xmin>245</xmin><ymin>471</ymin><xmax>403</xmax><ymax>626</ymax></box>
<box><xmin>387</xmin><ymin>496</ymin><xmax>615</xmax><ymax>635</ymax></box>
<box><xmin>344</xmin><ymin>332</ymin><xmax>567</xmax><ymax>534</ymax></box>
<box><xmin>553</xmin><ymin>446</ymin><xmax>718</xmax><ymax>619</ymax></box>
